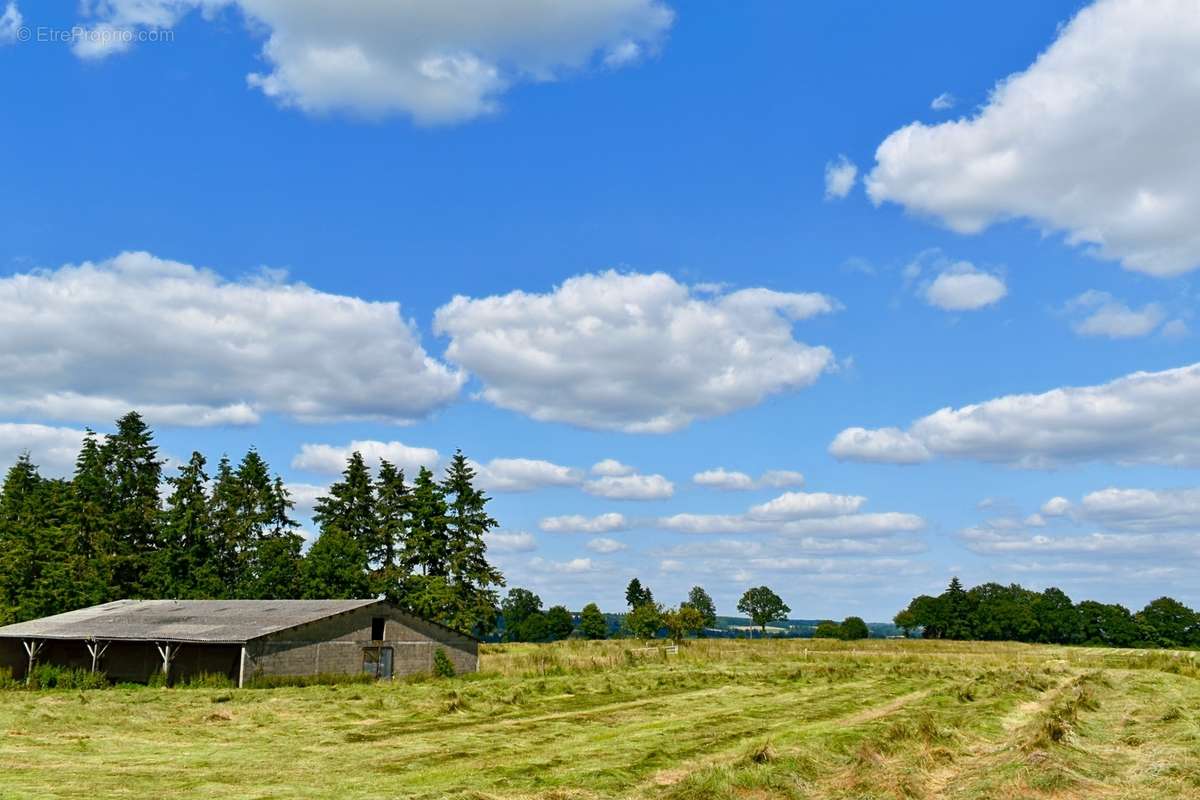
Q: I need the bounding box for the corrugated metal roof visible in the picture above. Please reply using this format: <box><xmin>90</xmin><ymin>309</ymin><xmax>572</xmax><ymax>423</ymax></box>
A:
<box><xmin>0</xmin><ymin>599</ymin><xmax>383</xmax><ymax>643</ymax></box>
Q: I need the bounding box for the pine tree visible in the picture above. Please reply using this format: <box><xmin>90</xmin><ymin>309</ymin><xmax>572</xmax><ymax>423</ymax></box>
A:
<box><xmin>150</xmin><ymin>452</ymin><xmax>218</xmax><ymax>598</ymax></box>
<box><xmin>0</xmin><ymin>456</ymin><xmax>44</xmax><ymax>623</ymax></box>
<box><xmin>253</xmin><ymin>477</ymin><xmax>304</xmax><ymax>599</ymax></box>
<box><xmin>440</xmin><ymin>451</ymin><xmax>504</xmax><ymax>635</ymax></box>
<box><xmin>207</xmin><ymin>455</ymin><xmax>243</xmax><ymax>590</ymax></box>
<box><xmin>99</xmin><ymin>412</ymin><xmax>162</xmax><ymax>598</ymax></box>
<box><xmin>69</xmin><ymin>431</ymin><xmax>114</xmax><ymax>600</ymax></box>
<box><xmin>309</xmin><ymin>452</ymin><xmax>376</xmax><ymax>594</ymax></box>
<box><xmin>403</xmin><ymin>466</ymin><xmax>450</xmax><ymax>577</ymax></box>
<box><xmin>372</xmin><ymin>460</ymin><xmax>410</xmax><ymax>595</ymax></box>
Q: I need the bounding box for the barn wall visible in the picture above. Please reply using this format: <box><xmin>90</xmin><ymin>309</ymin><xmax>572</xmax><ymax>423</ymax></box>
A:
<box><xmin>0</xmin><ymin>639</ymin><xmax>25</xmax><ymax>679</ymax></box>
<box><xmin>248</xmin><ymin>604</ymin><xmax>477</xmax><ymax>680</ymax></box>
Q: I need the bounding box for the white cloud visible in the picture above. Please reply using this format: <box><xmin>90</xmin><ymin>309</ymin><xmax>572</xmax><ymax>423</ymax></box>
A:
<box><xmin>1076</xmin><ymin>487</ymin><xmax>1200</xmax><ymax>532</ymax></box>
<box><xmin>0</xmin><ymin>2</ymin><xmax>21</xmax><ymax>43</ymax></box>
<box><xmin>692</xmin><ymin>467</ymin><xmax>805</xmax><ymax>491</ymax></box>
<box><xmin>71</xmin><ymin>0</ymin><xmax>674</xmax><ymax>123</ymax></box>
<box><xmin>692</xmin><ymin>468</ymin><xmax>754</xmax><ymax>491</ymax></box>
<box><xmin>591</xmin><ymin>458</ymin><xmax>636</xmax><ymax>477</ymax></box>
<box><xmin>0</xmin><ymin>252</ymin><xmax>462</xmax><ymax>427</ymax></box>
<box><xmin>930</xmin><ymin>92</ymin><xmax>955</xmax><ymax>111</ymax></box>
<box><xmin>434</xmin><ymin>271</ymin><xmax>839</xmax><ymax>433</ymax></box>
<box><xmin>829</xmin><ymin>362</ymin><xmax>1200</xmax><ymax>467</ymax></box>
<box><xmin>484</xmin><ymin>530</ymin><xmax>537</xmax><ymax>553</ymax></box>
<box><xmin>748</xmin><ymin>491</ymin><xmax>866</xmax><ymax>520</ymax></box>
<box><xmin>659</xmin><ymin>511</ymin><xmax>924</xmax><ymax>538</ymax></box>
<box><xmin>1065</xmin><ymin>290</ymin><xmax>1166</xmax><ymax>338</ymax></box>
<box><xmin>823</xmin><ymin>155</ymin><xmax>857</xmax><ymax>200</ymax></box>
<box><xmin>0</xmin><ymin>423</ymin><xmax>94</xmax><ymax>475</ymax></box>
<box><xmin>1041</xmin><ymin>496</ymin><xmax>1072</xmax><ymax>516</ymax></box>
<box><xmin>586</xmin><ymin>536</ymin><xmax>627</xmax><ymax>554</ymax></box>
<box><xmin>923</xmin><ymin>261</ymin><xmax>1007</xmax><ymax>311</ymax></box>
<box><xmin>471</xmin><ymin>458</ymin><xmax>583</xmax><ymax>492</ymax></box>
<box><xmin>868</xmin><ymin>0</ymin><xmax>1200</xmax><ymax>276</ymax></box>
<box><xmin>528</xmin><ymin>556</ymin><xmax>596</xmax><ymax>574</ymax></box>
<box><xmin>829</xmin><ymin>427</ymin><xmax>931</xmax><ymax>464</ymax></box>
<box><xmin>539</xmin><ymin>512</ymin><xmax>630</xmax><ymax>534</ymax></box>
<box><xmin>291</xmin><ymin>440</ymin><xmax>440</xmax><ymax>476</ymax></box>
<box><xmin>583</xmin><ymin>472</ymin><xmax>674</xmax><ymax>500</ymax></box>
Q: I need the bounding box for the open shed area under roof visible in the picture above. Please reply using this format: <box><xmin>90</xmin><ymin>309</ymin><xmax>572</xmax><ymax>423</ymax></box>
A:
<box><xmin>0</xmin><ymin>599</ymin><xmax>382</xmax><ymax>644</ymax></box>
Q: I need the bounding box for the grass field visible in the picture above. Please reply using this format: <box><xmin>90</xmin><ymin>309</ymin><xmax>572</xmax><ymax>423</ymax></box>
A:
<box><xmin>1</xmin><ymin>638</ymin><xmax>1199</xmax><ymax>799</ymax></box>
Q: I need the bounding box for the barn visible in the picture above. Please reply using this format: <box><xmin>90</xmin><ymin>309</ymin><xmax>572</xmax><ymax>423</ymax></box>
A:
<box><xmin>0</xmin><ymin>599</ymin><xmax>478</xmax><ymax>686</ymax></box>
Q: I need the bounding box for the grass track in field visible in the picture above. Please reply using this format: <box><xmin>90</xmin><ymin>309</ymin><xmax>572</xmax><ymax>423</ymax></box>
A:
<box><xmin>1</xmin><ymin>638</ymin><xmax>1198</xmax><ymax>799</ymax></box>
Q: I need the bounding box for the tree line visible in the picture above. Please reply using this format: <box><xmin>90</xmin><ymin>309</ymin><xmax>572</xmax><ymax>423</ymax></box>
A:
<box><xmin>0</xmin><ymin>412</ymin><xmax>504</xmax><ymax>635</ymax></box>
<box><xmin>895</xmin><ymin>578</ymin><xmax>1200</xmax><ymax>648</ymax></box>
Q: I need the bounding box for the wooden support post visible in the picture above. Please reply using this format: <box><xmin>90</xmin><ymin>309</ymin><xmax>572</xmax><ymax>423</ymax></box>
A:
<box><xmin>238</xmin><ymin>645</ymin><xmax>247</xmax><ymax>689</ymax></box>
<box><xmin>155</xmin><ymin>642</ymin><xmax>179</xmax><ymax>684</ymax></box>
<box><xmin>21</xmin><ymin>639</ymin><xmax>44</xmax><ymax>684</ymax></box>
<box><xmin>85</xmin><ymin>640</ymin><xmax>110</xmax><ymax>673</ymax></box>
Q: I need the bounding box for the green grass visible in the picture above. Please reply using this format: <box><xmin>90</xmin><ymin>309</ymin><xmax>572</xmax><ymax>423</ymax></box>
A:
<box><xmin>1</xmin><ymin>638</ymin><xmax>1198</xmax><ymax>799</ymax></box>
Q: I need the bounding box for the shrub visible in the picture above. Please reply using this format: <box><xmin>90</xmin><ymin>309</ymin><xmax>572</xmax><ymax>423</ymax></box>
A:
<box><xmin>433</xmin><ymin>648</ymin><xmax>456</xmax><ymax>678</ymax></box>
<box><xmin>23</xmin><ymin>665</ymin><xmax>108</xmax><ymax>690</ymax></box>
<box><xmin>0</xmin><ymin>667</ymin><xmax>19</xmax><ymax>690</ymax></box>
<box><xmin>147</xmin><ymin>671</ymin><xmax>168</xmax><ymax>688</ymax></box>
<box><xmin>181</xmin><ymin>672</ymin><xmax>236</xmax><ymax>689</ymax></box>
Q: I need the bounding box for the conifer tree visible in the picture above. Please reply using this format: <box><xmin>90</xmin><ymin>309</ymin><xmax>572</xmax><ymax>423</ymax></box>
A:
<box><xmin>150</xmin><ymin>452</ymin><xmax>219</xmax><ymax>598</ymax></box>
<box><xmin>372</xmin><ymin>460</ymin><xmax>410</xmax><ymax>594</ymax></box>
<box><xmin>99</xmin><ymin>412</ymin><xmax>162</xmax><ymax>598</ymax></box>
<box><xmin>207</xmin><ymin>455</ymin><xmax>243</xmax><ymax>590</ymax></box>
<box><xmin>440</xmin><ymin>451</ymin><xmax>504</xmax><ymax>635</ymax></box>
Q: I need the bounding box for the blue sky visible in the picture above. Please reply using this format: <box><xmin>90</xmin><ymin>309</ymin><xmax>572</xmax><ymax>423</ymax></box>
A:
<box><xmin>2</xmin><ymin>0</ymin><xmax>1199</xmax><ymax>620</ymax></box>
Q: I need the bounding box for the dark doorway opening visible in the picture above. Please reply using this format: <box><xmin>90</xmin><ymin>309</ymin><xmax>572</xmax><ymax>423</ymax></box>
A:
<box><xmin>371</xmin><ymin>617</ymin><xmax>385</xmax><ymax>641</ymax></box>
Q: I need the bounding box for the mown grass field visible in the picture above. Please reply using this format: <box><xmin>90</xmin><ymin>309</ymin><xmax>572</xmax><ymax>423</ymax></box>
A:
<box><xmin>1</xmin><ymin>638</ymin><xmax>1199</xmax><ymax>799</ymax></box>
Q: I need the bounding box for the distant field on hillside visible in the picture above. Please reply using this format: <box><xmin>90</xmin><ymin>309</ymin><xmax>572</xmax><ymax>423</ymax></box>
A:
<box><xmin>1</xmin><ymin>638</ymin><xmax>1199</xmax><ymax>799</ymax></box>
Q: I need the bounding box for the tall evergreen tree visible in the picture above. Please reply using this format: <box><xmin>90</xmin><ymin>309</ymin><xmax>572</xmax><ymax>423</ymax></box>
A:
<box><xmin>99</xmin><ymin>412</ymin><xmax>162</xmax><ymax>598</ymax></box>
<box><xmin>305</xmin><ymin>452</ymin><xmax>378</xmax><ymax>600</ymax></box>
<box><xmin>440</xmin><ymin>451</ymin><xmax>504</xmax><ymax>635</ymax></box>
<box><xmin>372</xmin><ymin>460</ymin><xmax>410</xmax><ymax>595</ymax></box>
<box><xmin>149</xmin><ymin>452</ymin><xmax>219</xmax><ymax>598</ymax></box>
<box><xmin>207</xmin><ymin>455</ymin><xmax>243</xmax><ymax>590</ymax></box>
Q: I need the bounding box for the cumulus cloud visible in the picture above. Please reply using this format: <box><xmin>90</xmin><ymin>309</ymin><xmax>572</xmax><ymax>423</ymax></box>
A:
<box><xmin>583</xmin><ymin>472</ymin><xmax>674</xmax><ymax>501</ymax></box>
<box><xmin>587</xmin><ymin>537</ymin><xmax>627</xmax><ymax>554</ymax></box>
<box><xmin>291</xmin><ymin>440</ymin><xmax>440</xmax><ymax>476</ymax></box>
<box><xmin>930</xmin><ymin>92</ymin><xmax>955</xmax><ymax>111</ymax></box>
<box><xmin>1065</xmin><ymin>290</ymin><xmax>1168</xmax><ymax>338</ymax></box>
<box><xmin>660</xmin><ymin>511</ymin><xmax>924</xmax><ymax>538</ymax></box>
<box><xmin>471</xmin><ymin>458</ymin><xmax>582</xmax><ymax>492</ymax></box>
<box><xmin>828</xmin><ymin>427</ymin><xmax>931</xmax><ymax>464</ymax></box>
<box><xmin>434</xmin><ymin>271</ymin><xmax>839</xmax><ymax>433</ymax></box>
<box><xmin>829</xmin><ymin>362</ymin><xmax>1200</xmax><ymax>467</ymax></box>
<box><xmin>71</xmin><ymin>0</ymin><xmax>674</xmax><ymax>123</ymax></box>
<box><xmin>539</xmin><ymin>512</ymin><xmax>630</xmax><ymax>534</ymax></box>
<box><xmin>484</xmin><ymin>530</ymin><xmax>537</xmax><ymax>553</ymax></box>
<box><xmin>748</xmin><ymin>491</ymin><xmax>866</xmax><ymax>520</ymax></box>
<box><xmin>922</xmin><ymin>261</ymin><xmax>1007</xmax><ymax>311</ymax></box>
<box><xmin>591</xmin><ymin>459</ymin><xmax>636</xmax><ymax>477</ymax></box>
<box><xmin>528</xmin><ymin>556</ymin><xmax>596</xmax><ymax>574</ymax></box>
<box><xmin>1075</xmin><ymin>487</ymin><xmax>1200</xmax><ymax>532</ymax></box>
<box><xmin>0</xmin><ymin>252</ymin><xmax>461</xmax><ymax>428</ymax></box>
<box><xmin>1041</xmin><ymin>497</ymin><xmax>1072</xmax><ymax>516</ymax></box>
<box><xmin>868</xmin><ymin>0</ymin><xmax>1200</xmax><ymax>276</ymax></box>
<box><xmin>0</xmin><ymin>423</ymin><xmax>95</xmax><ymax>475</ymax></box>
<box><xmin>657</xmin><ymin>489</ymin><xmax>923</xmax><ymax>538</ymax></box>
<box><xmin>692</xmin><ymin>468</ymin><xmax>805</xmax><ymax>491</ymax></box>
<box><xmin>823</xmin><ymin>155</ymin><xmax>857</xmax><ymax>200</ymax></box>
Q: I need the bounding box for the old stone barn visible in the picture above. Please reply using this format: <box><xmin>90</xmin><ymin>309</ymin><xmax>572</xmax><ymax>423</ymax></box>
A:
<box><xmin>0</xmin><ymin>599</ymin><xmax>477</xmax><ymax>685</ymax></box>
